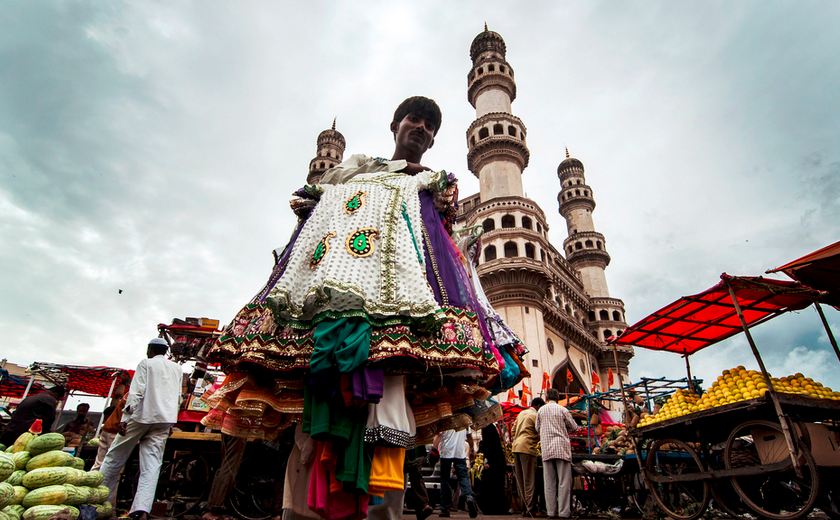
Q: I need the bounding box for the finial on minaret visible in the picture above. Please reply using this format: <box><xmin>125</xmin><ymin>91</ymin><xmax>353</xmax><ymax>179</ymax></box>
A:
<box><xmin>484</xmin><ymin>21</ymin><xmax>488</xmax><ymax>32</ymax></box>
<box><xmin>331</xmin><ymin>117</ymin><xmax>336</xmax><ymax>131</ymax></box>
<box><xmin>565</xmin><ymin>147</ymin><xmax>570</xmax><ymax>159</ymax></box>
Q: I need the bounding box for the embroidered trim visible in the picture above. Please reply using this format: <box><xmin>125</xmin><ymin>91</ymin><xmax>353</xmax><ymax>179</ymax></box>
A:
<box><xmin>346</xmin><ymin>227</ymin><xmax>379</xmax><ymax>257</ymax></box>
<box><xmin>364</xmin><ymin>425</ymin><xmax>415</xmax><ymax>448</ymax></box>
<box><xmin>310</xmin><ymin>231</ymin><xmax>335</xmax><ymax>270</ymax></box>
<box><xmin>344</xmin><ymin>191</ymin><xmax>366</xmax><ymax>214</ymax></box>
<box><xmin>422</xmin><ymin>226</ymin><xmax>448</xmax><ymax>306</ymax></box>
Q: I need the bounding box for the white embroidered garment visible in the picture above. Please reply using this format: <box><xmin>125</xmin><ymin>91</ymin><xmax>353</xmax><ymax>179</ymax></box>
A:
<box><xmin>269</xmin><ymin>170</ymin><xmax>444</xmax><ymax>320</ymax></box>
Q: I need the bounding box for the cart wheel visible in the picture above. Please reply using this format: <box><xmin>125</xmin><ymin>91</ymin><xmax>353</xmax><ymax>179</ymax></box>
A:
<box><xmin>710</xmin><ymin>480</ymin><xmax>750</xmax><ymax>518</ymax></box>
<box><xmin>643</xmin><ymin>438</ymin><xmax>710</xmax><ymax>520</ymax></box>
<box><xmin>157</xmin><ymin>453</ymin><xmax>212</xmax><ymax>517</ymax></box>
<box><xmin>724</xmin><ymin>420</ymin><xmax>819</xmax><ymax>520</ymax></box>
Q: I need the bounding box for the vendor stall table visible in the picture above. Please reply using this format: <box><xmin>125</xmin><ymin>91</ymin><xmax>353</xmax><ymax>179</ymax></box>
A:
<box><xmin>611</xmin><ymin>273</ymin><xmax>839</xmax><ymax>520</ymax></box>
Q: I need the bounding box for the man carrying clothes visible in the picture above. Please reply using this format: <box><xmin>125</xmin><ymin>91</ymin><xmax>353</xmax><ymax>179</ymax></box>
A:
<box><xmin>436</xmin><ymin>428</ymin><xmax>478</xmax><ymax>518</ymax></box>
<box><xmin>536</xmin><ymin>389</ymin><xmax>578</xmax><ymax>519</ymax></box>
<box><xmin>512</xmin><ymin>397</ymin><xmax>545</xmax><ymax>516</ymax></box>
<box><xmin>100</xmin><ymin>338</ymin><xmax>183</xmax><ymax>520</ymax></box>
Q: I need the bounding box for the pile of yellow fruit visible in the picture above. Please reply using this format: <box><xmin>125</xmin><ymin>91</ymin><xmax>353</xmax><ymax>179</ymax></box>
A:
<box><xmin>638</xmin><ymin>367</ymin><xmax>840</xmax><ymax>428</ymax></box>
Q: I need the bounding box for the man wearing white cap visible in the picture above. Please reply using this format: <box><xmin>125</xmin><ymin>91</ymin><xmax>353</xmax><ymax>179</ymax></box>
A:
<box><xmin>100</xmin><ymin>337</ymin><xmax>183</xmax><ymax>520</ymax></box>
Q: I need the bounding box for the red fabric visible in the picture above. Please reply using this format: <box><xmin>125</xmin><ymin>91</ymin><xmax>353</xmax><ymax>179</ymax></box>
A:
<box><xmin>28</xmin><ymin>363</ymin><xmax>134</xmax><ymax>397</ymax></box>
<box><xmin>590</xmin><ymin>371</ymin><xmax>600</xmax><ymax>386</ymax></box>
<box><xmin>607</xmin><ymin>368</ymin><xmax>614</xmax><ymax>387</ymax></box>
<box><xmin>565</xmin><ymin>369</ymin><xmax>573</xmax><ymax>384</ymax></box>
<box><xmin>612</xmin><ymin>274</ymin><xmax>822</xmax><ymax>354</ymax></box>
<box><xmin>0</xmin><ymin>376</ymin><xmax>47</xmax><ymax>399</ymax></box>
<box><xmin>768</xmin><ymin>241</ymin><xmax>840</xmax><ymax>306</ymax></box>
<box><xmin>541</xmin><ymin>371</ymin><xmax>551</xmax><ymax>391</ymax></box>
<box><xmin>177</xmin><ymin>410</ymin><xmax>207</xmax><ymax>424</ymax></box>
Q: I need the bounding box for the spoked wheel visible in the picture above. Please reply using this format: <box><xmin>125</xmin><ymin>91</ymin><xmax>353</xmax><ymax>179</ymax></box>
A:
<box><xmin>724</xmin><ymin>419</ymin><xmax>819</xmax><ymax>520</ymax></box>
<box><xmin>227</xmin><ymin>478</ymin><xmax>274</xmax><ymax>520</ymax></box>
<box><xmin>710</xmin><ymin>480</ymin><xmax>751</xmax><ymax>518</ymax></box>
<box><xmin>157</xmin><ymin>453</ymin><xmax>212</xmax><ymax>517</ymax></box>
<box><xmin>643</xmin><ymin>438</ymin><xmax>710</xmax><ymax>520</ymax></box>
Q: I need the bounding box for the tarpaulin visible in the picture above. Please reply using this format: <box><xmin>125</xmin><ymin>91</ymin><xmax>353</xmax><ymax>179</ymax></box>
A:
<box><xmin>612</xmin><ymin>274</ymin><xmax>822</xmax><ymax>354</ymax></box>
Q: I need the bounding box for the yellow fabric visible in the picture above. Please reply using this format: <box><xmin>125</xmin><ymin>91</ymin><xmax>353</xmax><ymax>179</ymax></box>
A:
<box><xmin>367</xmin><ymin>446</ymin><xmax>405</xmax><ymax>497</ymax></box>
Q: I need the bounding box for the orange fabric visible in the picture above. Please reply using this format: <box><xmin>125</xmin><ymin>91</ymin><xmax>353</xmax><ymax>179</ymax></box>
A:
<box><xmin>367</xmin><ymin>446</ymin><xmax>404</xmax><ymax>497</ymax></box>
<box><xmin>102</xmin><ymin>396</ymin><xmax>126</xmax><ymax>433</ymax></box>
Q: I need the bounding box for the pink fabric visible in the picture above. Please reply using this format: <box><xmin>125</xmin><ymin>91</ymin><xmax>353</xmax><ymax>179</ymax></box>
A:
<box><xmin>308</xmin><ymin>441</ymin><xmax>368</xmax><ymax>520</ymax></box>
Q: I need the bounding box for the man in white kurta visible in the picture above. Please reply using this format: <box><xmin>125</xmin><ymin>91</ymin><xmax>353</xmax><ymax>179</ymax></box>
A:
<box><xmin>100</xmin><ymin>338</ymin><xmax>183</xmax><ymax>519</ymax></box>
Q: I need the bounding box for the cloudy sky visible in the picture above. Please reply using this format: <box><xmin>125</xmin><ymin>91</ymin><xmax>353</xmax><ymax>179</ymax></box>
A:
<box><xmin>2</xmin><ymin>2</ymin><xmax>838</xmax><ymax>394</ymax></box>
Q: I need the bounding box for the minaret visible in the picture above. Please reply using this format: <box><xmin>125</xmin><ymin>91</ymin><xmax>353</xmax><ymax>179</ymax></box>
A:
<box><xmin>557</xmin><ymin>149</ymin><xmax>611</xmax><ymax>297</ymax></box>
<box><xmin>466</xmin><ymin>26</ymin><xmax>529</xmax><ymax>201</ymax></box>
<box><xmin>557</xmin><ymin>149</ymin><xmax>631</xmax><ymax>382</ymax></box>
<box><xmin>307</xmin><ymin>119</ymin><xmax>346</xmax><ymax>184</ymax></box>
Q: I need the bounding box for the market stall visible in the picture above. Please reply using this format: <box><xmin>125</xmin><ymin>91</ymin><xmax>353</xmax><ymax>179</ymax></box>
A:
<box><xmin>611</xmin><ymin>273</ymin><xmax>840</xmax><ymax>520</ymax></box>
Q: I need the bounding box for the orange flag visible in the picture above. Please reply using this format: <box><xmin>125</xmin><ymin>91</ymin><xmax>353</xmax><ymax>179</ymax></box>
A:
<box><xmin>608</xmin><ymin>368</ymin><xmax>615</xmax><ymax>387</ymax></box>
<box><xmin>521</xmin><ymin>383</ymin><xmax>532</xmax><ymax>407</ymax></box>
<box><xmin>566</xmin><ymin>369</ymin><xmax>574</xmax><ymax>384</ymax></box>
<box><xmin>542</xmin><ymin>371</ymin><xmax>551</xmax><ymax>391</ymax></box>
<box><xmin>507</xmin><ymin>388</ymin><xmax>517</xmax><ymax>403</ymax></box>
<box><xmin>591</xmin><ymin>370</ymin><xmax>601</xmax><ymax>386</ymax></box>
<box><xmin>579</xmin><ymin>388</ymin><xmax>585</xmax><ymax>396</ymax></box>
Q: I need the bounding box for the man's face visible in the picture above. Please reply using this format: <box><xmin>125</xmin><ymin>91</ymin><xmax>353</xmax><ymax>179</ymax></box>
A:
<box><xmin>77</xmin><ymin>405</ymin><xmax>89</xmax><ymax>417</ymax></box>
<box><xmin>392</xmin><ymin>112</ymin><xmax>435</xmax><ymax>157</ymax></box>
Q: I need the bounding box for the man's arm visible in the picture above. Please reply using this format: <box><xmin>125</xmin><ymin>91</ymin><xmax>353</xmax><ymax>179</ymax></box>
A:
<box><xmin>563</xmin><ymin>408</ymin><xmax>578</xmax><ymax>432</ymax></box>
<box><xmin>123</xmin><ymin>359</ymin><xmax>148</xmax><ymax>421</ymax></box>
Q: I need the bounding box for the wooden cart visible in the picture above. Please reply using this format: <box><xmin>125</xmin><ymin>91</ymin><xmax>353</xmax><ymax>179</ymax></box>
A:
<box><xmin>611</xmin><ymin>274</ymin><xmax>840</xmax><ymax>520</ymax></box>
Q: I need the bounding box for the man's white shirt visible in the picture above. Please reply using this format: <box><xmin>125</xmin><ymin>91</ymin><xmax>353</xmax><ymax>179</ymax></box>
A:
<box><xmin>123</xmin><ymin>355</ymin><xmax>183</xmax><ymax>424</ymax></box>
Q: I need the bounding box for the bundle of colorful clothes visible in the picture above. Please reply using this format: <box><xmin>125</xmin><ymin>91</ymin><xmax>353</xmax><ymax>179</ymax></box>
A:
<box><xmin>201</xmin><ymin>156</ymin><xmax>528</xmax><ymax>519</ymax></box>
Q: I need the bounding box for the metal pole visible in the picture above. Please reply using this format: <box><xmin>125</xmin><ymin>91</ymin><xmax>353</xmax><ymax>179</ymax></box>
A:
<box><xmin>814</xmin><ymin>303</ymin><xmax>840</xmax><ymax>363</ymax></box>
<box><xmin>587</xmin><ymin>396</ymin><xmax>592</xmax><ymax>454</ymax></box>
<box><xmin>726</xmin><ymin>282</ymin><xmax>801</xmax><ymax>471</ymax></box>
<box><xmin>20</xmin><ymin>375</ymin><xmax>35</xmax><ymax>400</ymax></box>
<box><xmin>95</xmin><ymin>376</ymin><xmax>118</xmax><ymax>437</ymax></box>
<box><xmin>612</xmin><ymin>344</ymin><xmax>644</xmax><ymax>471</ymax></box>
<box><xmin>683</xmin><ymin>352</ymin><xmax>694</xmax><ymax>393</ymax></box>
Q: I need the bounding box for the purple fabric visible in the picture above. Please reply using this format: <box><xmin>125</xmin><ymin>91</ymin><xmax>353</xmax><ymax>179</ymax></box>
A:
<box><xmin>351</xmin><ymin>366</ymin><xmax>384</xmax><ymax>403</ymax></box>
<box><xmin>418</xmin><ymin>191</ymin><xmax>502</xmax><ymax>366</ymax></box>
<box><xmin>251</xmin><ymin>220</ymin><xmax>304</xmax><ymax>304</ymax></box>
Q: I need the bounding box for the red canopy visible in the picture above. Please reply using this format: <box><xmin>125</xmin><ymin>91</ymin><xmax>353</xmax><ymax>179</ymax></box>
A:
<box><xmin>768</xmin><ymin>241</ymin><xmax>840</xmax><ymax>306</ymax></box>
<box><xmin>612</xmin><ymin>274</ymin><xmax>823</xmax><ymax>354</ymax></box>
<box><xmin>28</xmin><ymin>363</ymin><xmax>134</xmax><ymax>397</ymax></box>
<box><xmin>0</xmin><ymin>373</ymin><xmax>47</xmax><ymax>399</ymax></box>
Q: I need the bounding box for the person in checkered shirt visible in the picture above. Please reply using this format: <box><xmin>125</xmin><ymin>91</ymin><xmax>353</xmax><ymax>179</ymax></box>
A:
<box><xmin>535</xmin><ymin>388</ymin><xmax>578</xmax><ymax>518</ymax></box>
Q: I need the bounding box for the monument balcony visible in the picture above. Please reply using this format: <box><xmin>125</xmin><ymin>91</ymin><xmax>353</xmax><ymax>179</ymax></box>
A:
<box><xmin>467</xmin><ymin>62</ymin><xmax>516</xmax><ymax>105</ymax></box>
<box><xmin>558</xmin><ymin>192</ymin><xmax>596</xmax><ymax>216</ymax></box>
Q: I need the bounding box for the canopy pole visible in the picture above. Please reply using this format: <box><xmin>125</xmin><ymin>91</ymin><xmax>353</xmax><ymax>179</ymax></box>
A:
<box><xmin>612</xmin><ymin>344</ymin><xmax>643</xmax><ymax>471</ymax></box>
<box><xmin>586</xmin><ymin>396</ymin><xmax>592</xmax><ymax>454</ymax></box>
<box><xmin>814</xmin><ymin>303</ymin><xmax>840</xmax><ymax>363</ymax></box>
<box><xmin>683</xmin><ymin>351</ymin><xmax>694</xmax><ymax>392</ymax></box>
<box><xmin>20</xmin><ymin>375</ymin><xmax>35</xmax><ymax>400</ymax></box>
<box><xmin>642</xmin><ymin>379</ymin><xmax>652</xmax><ymax>412</ymax></box>
<box><xmin>726</xmin><ymin>282</ymin><xmax>801</xmax><ymax>471</ymax></box>
<box><xmin>94</xmin><ymin>375</ymin><xmax>118</xmax><ymax>437</ymax></box>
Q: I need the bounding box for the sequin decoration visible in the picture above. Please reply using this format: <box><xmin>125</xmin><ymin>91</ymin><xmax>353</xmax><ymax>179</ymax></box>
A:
<box><xmin>346</xmin><ymin>227</ymin><xmax>379</xmax><ymax>258</ymax></box>
<box><xmin>310</xmin><ymin>231</ymin><xmax>336</xmax><ymax>270</ymax></box>
<box><xmin>344</xmin><ymin>191</ymin><xmax>366</xmax><ymax>214</ymax></box>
